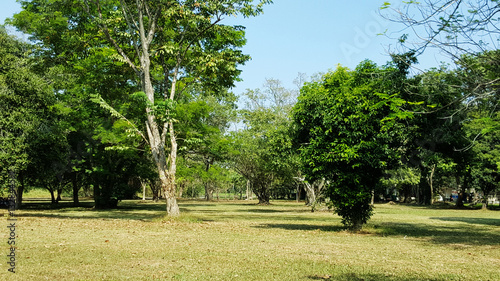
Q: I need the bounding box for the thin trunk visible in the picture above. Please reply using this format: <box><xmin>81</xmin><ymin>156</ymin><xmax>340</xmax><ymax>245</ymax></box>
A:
<box><xmin>296</xmin><ymin>182</ymin><xmax>300</xmax><ymax>203</ymax></box>
<box><xmin>455</xmin><ymin>174</ymin><xmax>465</xmax><ymax>208</ymax></box>
<box><xmin>141</xmin><ymin>179</ymin><xmax>146</xmax><ymax>201</ymax></box>
<box><xmin>427</xmin><ymin>164</ymin><xmax>436</xmax><ymax>204</ymax></box>
<box><xmin>13</xmin><ymin>171</ymin><xmax>23</xmax><ymax>210</ymax></box>
<box><xmin>204</xmin><ymin>160</ymin><xmax>212</xmax><ymax>201</ymax></box>
<box><xmin>72</xmin><ymin>172</ymin><xmax>79</xmax><ymax>205</ymax></box>
<box><xmin>93</xmin><ymin>182</ymin><xmax>101</xmax><ymax>208</ymax></box>
<box><xmin>178</xmin><ymin>183</ymin><xmax>183</xmax><ymax>198</ymax></box>
<box><xmin>246</xmin><ymin>180</ymin><xmax>251</xmax><ymax>200</ymax></box>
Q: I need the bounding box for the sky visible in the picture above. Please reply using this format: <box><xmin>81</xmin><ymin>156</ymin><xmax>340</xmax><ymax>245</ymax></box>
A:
<box><xmin>0</xmin><ymin>0</ymin><xmax>447</xmax><ymax>96</ymax></box>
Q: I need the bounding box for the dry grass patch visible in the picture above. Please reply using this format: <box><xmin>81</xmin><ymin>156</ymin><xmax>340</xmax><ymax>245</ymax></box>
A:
<box><xmin>1</xmin><ymin>200</ymin><xmax>499</xmax><ymax>280</ymax></box>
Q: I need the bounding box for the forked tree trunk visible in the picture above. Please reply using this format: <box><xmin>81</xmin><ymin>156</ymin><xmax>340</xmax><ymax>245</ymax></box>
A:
<box><xmin>205</xmin><ymin>184</ymin><xmax>213</xmax><ymax>200</ymax></box>
<box><xmin>50</xmin><ymin>189</ymin><xmax>56</xmax><ymax>204</ymax></box>
<box><xmin>144</xmin><ymin>64</ymin><xmax>180</xmax><ymax>215</ymax></box>
<box><xmin>303</xmin><ymin>182</ymin><xmax>316</xmax><ymax>207</ymax></box>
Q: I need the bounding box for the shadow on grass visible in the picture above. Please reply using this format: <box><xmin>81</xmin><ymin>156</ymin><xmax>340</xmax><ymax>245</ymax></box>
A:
<box><xmin>307</xmin><ymin>272</ymin><xmax>456</xmax><ymax>281</ymax></box>
<box><xmin>241</xmin><ymin>208</ymin><xmax>288</xmax><ymax>213</ymax></box>
<box><xmin>17</xmin><ymin>200</ymin><xmax>166</xmax><ymax>221</ymax></box>
<box><xmin>255</xmin><ymin>223</ymin><xmax>343</xmax><ymax>232</ymax></box>
<box><xmin>430</xmin><ymin>216</ymin><xmax>500</xmax><ymax>226</ymax></box>
<box><xmin>377</xmin><ymin>221</ymin><xmax>500</xmax><ymax>246</ymax></box>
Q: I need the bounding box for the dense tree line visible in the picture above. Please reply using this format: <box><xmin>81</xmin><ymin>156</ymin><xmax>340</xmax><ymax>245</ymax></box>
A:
<box><xmin>1</xmin><ymin>0</ymin><xmax>498</xmax><ymax>231</ymax></box>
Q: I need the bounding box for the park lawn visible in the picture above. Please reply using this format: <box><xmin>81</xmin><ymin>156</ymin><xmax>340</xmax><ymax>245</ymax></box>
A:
<box><xmin>1</xmin><ymin>199</ymin><xmax>499</xmax><ymax>281</ymax></box>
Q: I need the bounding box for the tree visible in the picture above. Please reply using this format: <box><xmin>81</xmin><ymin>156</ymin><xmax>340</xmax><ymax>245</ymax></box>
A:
<box><xmin>382</xmin><ymin>0</ymin><xmax>499</xmax><ymax>61</ymax></box>
<box><xmin>292</xmin><ymin>61</ymin><xmax>411</xmax><ymax>230</ymax></box>
<box><xmin>231</xmin><ymin>78</ymin><xmax>298</xmax><ymax>204</ymax></box>
<box><xmin>12</xmin><ymin>0</ymin><xmax>271</xmax><ymax>215</ymax></box>
<box><xmin>382</xmin><ymin>1</ymin><xmax>500</xmax><ymax>115</ymax></box>
<box><xmin>464</xmin><ymin>56</ymin><xmax>500</xmax><ymax>208</ymax></box>
<box><xmin>86</xmin><ymin>0</ymin><xmax>273</xmax><ymax>215</ymax></box>
<box><xmin>0</xmin><ymin>27</ymin><xmax>58</xmax><ymax>208</ymax></box>
<box><xmin>175</xmin><ymin>87</ymin><xmax>238</xmax><ymax>201</ymax></box>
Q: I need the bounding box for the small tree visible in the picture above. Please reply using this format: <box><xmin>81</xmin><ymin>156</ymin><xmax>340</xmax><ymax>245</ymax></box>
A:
<box><xmin>292</xmin><ymin>61</ymin><xmax>410</xmax><ymax>230</ymax></box>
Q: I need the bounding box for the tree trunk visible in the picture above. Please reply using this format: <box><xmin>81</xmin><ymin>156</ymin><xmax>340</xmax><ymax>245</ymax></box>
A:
<box><xmin>72</xmin><ymin>172</ymin><xmax>79</xmax><ymax>205</ymax></box>
<box><xmin>50</xmin><ymin>189</ymin><xmax>56</xmax><ymax>204</ymax></box>
<box><xmin>163</xmin><ymin>172</ymin><xmax>179</xmax><ymax>215</ymax></box>
<box><xmin>140</xmin><ymin>21</ymin><xmax>180</xmax><ymax>215</ymax></box>
<box><xmin>482</xmin><ymin>201</ymin><xmax>488</xmax><ymax>209</ymax></box>
<box><xmin>427</xmin><ymin>164</ymin><xmax>436</xmax><ymax>204</ymax></box>
<box><xmin>164</xmin><ymin>126</ymin><xmax>179</xmax><ymax>215</ymax></box>
<box><xmin>246</xmin><ymin>179</ymin><xmax>251</xmax><ymax>200</ymax></box>
<box><xmin>418</xmin><ymin>165</ymin><xmax>432</xmax><ymax>205</ymax></box>
<box><xmin>351</xmin><ymin>219</ymin><xmax>363</xmax><ymax>232</ymax></box>
<box><xmin>456</xmin><ymin>168</ymin><xmax>471</xmax><ymax>208</ymax></box>
<box><xmin>481</xmin><ymin>190</ymin><xmax>490</xmax><ymax>210</ymax></box>
<box><xmin>205</xmin><ymin>184</ymin><xmax>213</xmax><ymax>201</ymax></box>
<box><xmin>257</xmin><ymin>192</ymin><xmax>270</xmax><ymax>205</ymax></box>
<box><xmin>303</xmin><ymin>182</ymin><xmax>316</xmax><ymax>207</ymax></box>
<box><xmin>56</xmin><ymin>187</ymin><xmax>63</xmax><ymax>203</ymax></box>
<box><xmin>178</xmin><ymin>182</ymin><xmax>184</xmax><ymax>198</ymax></box>
<box><xmin>253</xmin><ymin>182</ymin><xmax>270</xmax><ymax>205</ymax></box>
<box><xmin>15</xmin><ymin>172</ymin><xmax>24</xmax><ymax>210</ymax></box>
<box><xmin>296</xmin><ymin>182</ymin><xmax>301</xmax><ymax>203</ymax></box>
<box><xmin>141</xmin><ymin>180</ymin><xmax>146</xmax><ymax>201</ymax></box>
<box><xmin>455</xmin><ymin>174</ymin><xmax>465</xmax><ymax>208</ymax></box>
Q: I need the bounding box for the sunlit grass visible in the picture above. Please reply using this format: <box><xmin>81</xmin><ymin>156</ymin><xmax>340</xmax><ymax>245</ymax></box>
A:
<box><xmin>1</xmin><ymin>199</ymin><xmax>499</xmax><ymax>280</ymax></box>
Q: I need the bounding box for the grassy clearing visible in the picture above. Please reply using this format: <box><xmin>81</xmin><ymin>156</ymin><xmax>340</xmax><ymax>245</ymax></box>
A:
<box><xmin>1</xmin><ymin>199</ymin><xmax>499</xmax><ymax>281</ymax></box>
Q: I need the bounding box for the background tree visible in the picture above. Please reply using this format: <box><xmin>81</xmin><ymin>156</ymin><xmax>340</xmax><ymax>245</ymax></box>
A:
<box><xmin>382</xmin><ymin>1</ymin><xmax>500</xmax><ymax>118</ymax></box>
<box><xmin>231</xmin><ymin>78</ymin><xmax>298</xmax><ymax>204</ymax></box>
<box><xmin>0</xmin><ymin>26</ymin><xmax>60</xmax><ymax>208</ymax></box>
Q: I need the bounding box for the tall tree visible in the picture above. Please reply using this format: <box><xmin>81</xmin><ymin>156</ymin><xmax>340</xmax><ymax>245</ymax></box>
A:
<box><xmin>84</xmin><ymin>0</ymin><xmax>271</xmax><ymax>215</ymax></box>
<box><xmin>13</xmin><ymin>0</ymin><xmax>271</xmax><ymax>215</ymax></box>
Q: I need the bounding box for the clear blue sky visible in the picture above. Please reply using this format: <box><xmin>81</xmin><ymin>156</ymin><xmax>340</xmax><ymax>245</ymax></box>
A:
<box><xmin>1</xmin><ymin>0</ymin><xmax>445</xmax><ymax>95</ymax></box>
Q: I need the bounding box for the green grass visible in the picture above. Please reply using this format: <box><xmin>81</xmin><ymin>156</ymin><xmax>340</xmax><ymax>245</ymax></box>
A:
<box><xmin>1</xmin><ymin>200</ymin><xmax>499</xmax><ymax>280</ymax></box>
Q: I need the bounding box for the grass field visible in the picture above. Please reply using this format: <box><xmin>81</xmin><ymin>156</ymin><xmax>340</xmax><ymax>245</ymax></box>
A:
<box><xmin>1</xmin><ymin>196</ymin><xmax>499</xmax><ymax>281</ymax></box>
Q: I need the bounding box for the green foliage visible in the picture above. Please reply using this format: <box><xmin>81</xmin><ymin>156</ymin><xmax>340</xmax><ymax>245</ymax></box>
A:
<box><xmin>292</xmin><ymin>61</ymin><xmax>410</xmax><ymax>230</ymax></box>
<box><xmin>231</xmin><ymin>78</ymin><xmax>299</xmax><ymax>204</ymax></box>
<box><xmin>0</xmin><ymin>26</ymin><xmax>63</xmax><ymax>197</ymax></box>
